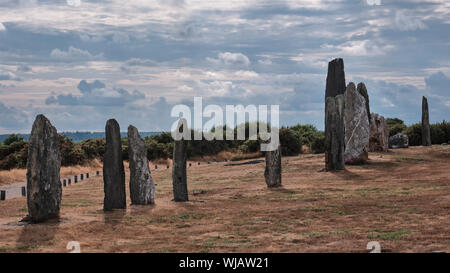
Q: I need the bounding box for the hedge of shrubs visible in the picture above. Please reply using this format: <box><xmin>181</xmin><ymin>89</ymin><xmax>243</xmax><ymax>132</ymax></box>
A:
<box><xmin>387</xmin><ymin>119</ymin><xmax>450</xmax><ymax>146</ymax></box>
<box><xmin>2</xmin><ymin>120</ymin><xmax>447</xmax><ymax>170</ymax></box>
<box><xmin>0</xmin><ymin>123</ymin><xmax>326</xmax><ymax>170</ymax></box>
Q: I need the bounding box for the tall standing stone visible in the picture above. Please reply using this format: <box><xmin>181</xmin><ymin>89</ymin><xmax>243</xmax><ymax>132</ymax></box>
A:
<box><xmin>422</xmin><ymin>96</ymin><xmax>431</xmax><ymax>146</ymax></box>
<box><xmin>103</xmin><ymin>119</ymin><xmax>126</xmax><ymax>210</ymax></box>
<box><xmin>344</xmin><ymin>82</ymin><xmax>370</xmax><ymax>164</ymax></box>
<box><xmin>325</xmin><ymin>58</ymin><xmax>346</xmax><ymax>99</ymax></box>
<box><xmin>357</xmin><ymin>82</ymin><xmax>371</xmax><ymax>123</ymax></box>
<box><xmin>264</xmin><ymin>145</ymin><xmax>282</xmax><ymax>188</ymax></box>
<box><xmin>128</xmin><ymin>125</ymin><xmax>155</xmax><ymax>205</ymax></box>
<box><xmin>172</xmin><ymin>119</ymin><xmax>188</xmax><ymax>202</ymax></box>
<box><xmin>325</xmin><ymin>94</ymin><xmax>345</xmax><ymax>171</ymax></box>
<box><xmin>26</xmin><ymin>114</ymin><xmax>61</xmax><ymax>222</ymax></box>
<box><xmin>369</xmin><ymin>113</ymin><xmax>389</xmax><ymax>152</ymax></box>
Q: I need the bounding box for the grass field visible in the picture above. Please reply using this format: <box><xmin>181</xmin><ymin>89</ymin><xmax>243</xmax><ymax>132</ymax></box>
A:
<box><xmin>0</xmin><ymin>145</ymin><xmax>449</xmax><ymax>253</ymax></box>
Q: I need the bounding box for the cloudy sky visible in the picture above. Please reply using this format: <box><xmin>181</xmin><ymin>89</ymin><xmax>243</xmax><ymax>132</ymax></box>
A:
<box><xmin>0</xmin><ymin>0</ymin><xmax>449</xmax><ymax>133</ymax></box>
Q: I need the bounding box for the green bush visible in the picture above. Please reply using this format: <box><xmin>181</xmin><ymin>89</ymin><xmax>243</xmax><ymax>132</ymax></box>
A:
<box><xmin>80</xmin><ymin>138</ymin><xmax>106</xmax><ymax>159</ymax></box>
<box><xmin>403</xmin><ymin>121</ymin><xmax>450</xmax><ymax>146</ymax></box>
<box><xmin>389</xmin><ymin>123</ymin><xmax>407</xmax><ymax>137</ymax></box>
<box><xmin>430</xmin><ymin>121</ymin><xmax>450</xmax><ymax>144</ymax></box>
<box><xmin>403</xmin><ymin>123</ymin><xmax>421</xmax><ymax>146</ymax></box>
<box><xmin>146</xmin><ymin>139</ymin><xmax>170</xmax><ymax>160</ymax></box>
<box><xmin>59</xmin><ymin>135</ymin><xmax>87</xmax><ymax>166</ymax></box>
<box><xmin>311</xmin><ymin>131</ymin><xmax>325</xmax><ymax>154</ymax></box>
<box><xmin>3</xmin><ymin>134</ymin><xmax>24</xmax><ymax>145</ymax></box>
<box><xmin>289</xmin><ymin>124</ymin><xmax>319</xmax><ymax>146</ymax></box>
<box><xmin>279</xmin><ymin>128</ymin><xmax>302</xmax><ymax>156</ymax></box>
<box><xmin>386</xmin><ymin>118</ymin><xmax>407</xmax><ymax>137</ymax></box>
<box><xmin>238</xmin><ymin>139</ymin><xmax>261</xmax><ymax>153</ymax></box>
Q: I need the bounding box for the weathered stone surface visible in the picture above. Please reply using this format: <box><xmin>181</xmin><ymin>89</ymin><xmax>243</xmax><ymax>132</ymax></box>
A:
<box><xmin>357</xmin><ymin>82</ymin><xmax>371</xmax><ymax>122</ymax></box>
<box><xmin>172</xmin><ymin>119</ymin><xmax>188</xmax><ymax>202</ymax></box>
<box><xmin>26</xmin><ymin>114</ymin><xmax>61</xmax><ymax>222</ymax></box>
<box><xmin>325</xmin><ymin>94</ymin><xmax>345</xmax><ymax>171</ymax></box>
<box><xmin>344</xmin><ymin>82</ymin><xmax>370</xmax><ymax>164</ymax></box>
<box><xmin>264</xmin><ymin>145</ymin><xmax>282</xmax><ymax>188</ymax></box>
<box><xmin>369</xmin><ymin>113</ymin><xmax>389</xmax><ymax>152</ymax></box>
<box><xmin>422</xmin><ymin>96</ymin><xmax>431</xmax><ymax>146</ymax></box>
<box><xmin>128</xmin><ymin>125</ymin><xmax>155</xmax><ymax>205</ymax></box>
<box><xmin>103</xmin><ymin>119</ymin><xmax>126</xmax><ymax>210</ymax></box>
<box><xmin>325</xmin><ymin>58</ymin><xmax>346</xmax><ymax>99</ymax></box>
<box><xmin>389</xmin><ymin>133</ymin><xmax>409</xmax><ymax>149</ymax></box>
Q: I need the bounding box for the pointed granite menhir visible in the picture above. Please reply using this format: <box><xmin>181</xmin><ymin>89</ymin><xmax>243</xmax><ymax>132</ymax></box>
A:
<box><xmin>264</xmin><ymin>145</ymin><xmax>282</xmax><ymax>188</ymax></box>
<box><xmin>422</xmin><ymin>96</ymin><xmax>431</xmax><ymax>146</ymax></box>
<box><xmin>172</xmin><ymin>119</ymin><xmax>188</xmax><ymax>202</ymax></box>
<box><xmin>128</xmin><ymin>125</ymin><xmax>155</xmax><ymax>205</ymax></box>
<box><xmin>357</xmin><ymin>82</ymin><xmax>371</xmax><ymax>123</ymax></box>
<box><xmin>325</xmin><ymin>58</ymin><xmax>346</xmax><ymax>99</ymax></box>
<box><xmin>325</xmin><ymin>94</ymin><xmax>345</xmax><ymax>171</ymax></box>
<box><xmin>103</xmin><ymin>119</ymin><xmax>126</xmax><ymax>210</ymax></box>
<box><xmin>26</xmin><ymin>114</ymin><xmax>61</xmax><ymax>222</ymax></box>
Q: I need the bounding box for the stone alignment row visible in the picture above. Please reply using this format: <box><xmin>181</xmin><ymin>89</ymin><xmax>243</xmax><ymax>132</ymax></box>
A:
<box><xmin>22</xmin><ymin>57</ymin><xmax>431</xmax><ymax>222</ymax></box>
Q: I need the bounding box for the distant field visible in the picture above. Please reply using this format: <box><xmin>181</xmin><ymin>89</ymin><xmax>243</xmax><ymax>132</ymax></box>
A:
<box><xmin>0</xmin><ymin>146</ymin><xmax>449</xmax><ymax>253</ymax></box>
<box><xmin>0</xmin><ymin>131</ymin><xmax>162</xmax><ymax>143</ymax></box>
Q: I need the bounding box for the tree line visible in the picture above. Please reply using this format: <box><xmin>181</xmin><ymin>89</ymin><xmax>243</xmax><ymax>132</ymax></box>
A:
<box><xmin>0</xmin><ymin>120</ymin><xmax>448</xmax><ymax>170</ymax></box>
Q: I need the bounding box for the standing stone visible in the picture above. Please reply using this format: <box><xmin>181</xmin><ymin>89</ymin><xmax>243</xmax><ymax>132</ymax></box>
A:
<box><xmin>422</xmin><ymin>96</ymin><xmax>431</xmax><ymax>146</ymax></box>
<box><xmin>344</xmin><ymin>83</ymin><xmax>370</xmax><ymax>164</ymax></box>
<box><xmin>26</xmin><ymin>114</ymin><xmax>61</xmax><ymax>222</ymax></box>
<box><xmin>325</xmin><ymin>58</ymin><xmax>346</xmax><ymax>99</ymax></box>
<box><xmin>172</xmin><ymin>119</ymin><xmax>188</xmax><ymax>202</ymax></box>
<box><xmin>325</xmin><ymin>95</ymin><xmax>345</xmax><ymax>171</ymax></box>
<box><xmin>369</xmin><ymin>113</ymin><xmax>389</xmax><ymax>152</ymax></box>
<box><xmin>103</xmin><ymin>119</ymin><xmax>126</xmax><ymax>210</ymax></box>
<box><xmin>357</xmin><ymin>82</ymin><xmax>371</xmax><ymax>123</ymax></box>
<box><xmin>128</xmin><ymin>125</ymin><xmax>155</xmax><ymax>205</ymax></box>
<box><xmin>264</xmin><ymin>145</ymin><xmax>282</xmax><ymax>188</ymax></box>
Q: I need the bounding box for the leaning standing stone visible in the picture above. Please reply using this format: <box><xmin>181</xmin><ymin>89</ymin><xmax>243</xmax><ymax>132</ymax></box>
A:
<box><xmin>325</xmin><ymin>58</ymin><xmax>346</xmax><ymax>99</ymax></box>
<box><xmin>344</xmin><ymin>82</ymin><xmax>370</xmax><ymax>164</ymax></box>
<box><xmin>103</xmin><ymin>119</ymin><xmax>126</xmax><ymax>210</ymax></box>
<box><xmin>264</xmin><ymin>145</ymin><xmax>282</xmax><ymax>188</ymax></box>
<box><xmin>128</xmin><ymin>125</ymin><xmax>155</xmax><ymax>205</ymax></box>
<box><xmin>26</xmin><ymin>114</ymin><xmax>61</xmax><ymax>222</ymax></box>
<box><xmin>172</xmin><ymin>119</ymin><xmax>188</xmax><ymax>202</ymax></box>
<box><xmin>422</xmin><ymin>96</ymin><xmax>431</xmax><ymax>146</ymax></box>
<box><xmin>325</xmin><ymin>94</ymin><xmax>345</xmax><ymax>171</ymax></box>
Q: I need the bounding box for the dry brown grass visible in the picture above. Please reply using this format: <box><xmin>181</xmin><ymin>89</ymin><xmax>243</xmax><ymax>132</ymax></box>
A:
<box><xmin>0</xmin><ymin>145</ymin><xmax>449</xmax><ymax>253</ymax></box>
<box><xmin>0</xmin><ymin>160</ymin><xmax>103</xmax><ymax>187</ymax></box>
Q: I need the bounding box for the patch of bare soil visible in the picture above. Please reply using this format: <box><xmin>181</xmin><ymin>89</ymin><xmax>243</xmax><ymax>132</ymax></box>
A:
<box><xmin>0</xmin><ymin>146</ymin><xmax>449</xmax><ymax>253</ymax></box>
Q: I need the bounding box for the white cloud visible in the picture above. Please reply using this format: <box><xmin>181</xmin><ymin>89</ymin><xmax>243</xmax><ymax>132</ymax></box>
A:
<box><xmin>394</xmin><ymin>10</ymin><xmax>426</xmax><ymax>31</ymax></box>
<box><xmin>206</xmin><ymin>80</ymin><xmax>253</xmax><ymax>97</ymax></box>
<box><xmin>234</xmin><ymin>70</ymin><xmax>259</xmax><ymax>78</ymax></box>
<box><xmin>0</xmin><ymin>71</ymin><xmax>22</xmax><ymax>81</ymax></box>
<box><xmin>215</xmin><ymin>52</ymin><xmax>250</xmax><ymax>66</ymax></box>
<box><xmin>366</xmin><ymin>0</ymin><xmax>381</xmax><ymax>6</ymax></box>
<box><xmin>177</xmin><ymin>85</ymin><xmax>193</xmax><ymax>92</ymax></box>
<box><xmin>67</xmin><ymin>0</ymin><xmax>81</xmax><ymax>7</ymax></box>
<box><xmin>50</xmin><ymin>46</ymin><xmax>103</xmax><ymax>61</ymax></box>
<box><xmin>204</xmin><ymin>71</ymin><xmax>225</xmax><ymax>79</ymax></box>
<box><xmin>258</xmin><ymin>59</ymin><xmax>272</xmax><ymax>65</ymax></box>
<box><xmin>0</xmin><ymin>22</ymin><xmax>5</xmax><ymax>31</ymax></box>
